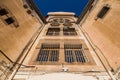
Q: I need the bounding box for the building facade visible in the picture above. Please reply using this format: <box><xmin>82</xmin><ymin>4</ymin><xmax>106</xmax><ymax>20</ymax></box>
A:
<box><xmin>0</xmin><ymin>0</ymin><xmax>120</xmax><ymax>80</ymax></box>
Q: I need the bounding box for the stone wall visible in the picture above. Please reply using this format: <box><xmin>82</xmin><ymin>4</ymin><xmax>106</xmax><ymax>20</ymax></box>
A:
<box><xmin>0</xmin><ymin>0</ymin><xmax>41</xmax><ymax>61</ymax></box>
<box><xmin>82</xmin><ymin>0</ymin><xmax>120</xmax><ymax>70</ymax></box>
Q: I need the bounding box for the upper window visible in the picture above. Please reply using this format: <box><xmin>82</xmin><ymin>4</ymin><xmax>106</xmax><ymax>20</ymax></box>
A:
<box><xmin>63</xmin><ymin>27</ymin><xmax>77</xmax><ymax>36</ymax></box>
<box><xmin>97</xmin><ymin>6</ymin><xmax>110</xmax><ymax>19</ymax></box>
<box><xmin>46</xmin><ymin>27</ymin><xmax>77</xmax><ymax>36</ymax></box>
<box><xmin>46</xmin><ymin>28</ymin><xmax>60</xmax><ymax>36</ymax></box>
<box><xmin>33</xmin><ymin>0</ymin><xmax>89</xmax><ymax>16</ymax></box>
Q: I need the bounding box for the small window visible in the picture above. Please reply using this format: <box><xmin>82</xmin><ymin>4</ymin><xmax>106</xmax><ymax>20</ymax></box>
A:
<box><xmin>23</xmin><ymin>4</ymin><xmax>28</xmax><ymax>9</ymax></box>
<box><xmin>97</xmin><ymin>6</ymin><xmax>110</xmax><ymax>19</ymax></box>
<box><xmin>46</xmin><ymin>28</ymin><xmax>60</xmax><ymax>36</ymax></box>
<box><xmin>63</xmin><ymin>27</ymin><xmax>77</xmax><ymax>36</ymax></box>
<box><xmin>0</xmin><ymin>9</ymin><xmax>8</xmax><ymax>16</ymax></box>
<box><xmin>5</xmin><ymin>17</ymin><xmax>14</xmax><ymax>24</ymax></box>
<box><xmin>27</xmin><ymin>10</ymin><xmax>32</xmax><ymax>14</ymax></box>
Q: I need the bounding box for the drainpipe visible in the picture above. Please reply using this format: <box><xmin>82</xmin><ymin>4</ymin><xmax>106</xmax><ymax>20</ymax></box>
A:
<box><xmin>8</xmin><ymin>24</ymin><xmax>45</xmax><ymax>80</ymax></box>
<box><xmin>78</xmin><ymin>25</ymin><xmax>117</xmax><ymax>80</ymax></box>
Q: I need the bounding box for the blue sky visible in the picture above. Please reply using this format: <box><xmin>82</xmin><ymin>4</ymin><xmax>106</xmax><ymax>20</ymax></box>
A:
<box><xmin>34</xmin><ymin>0</ymin><xmax>89</xmax><ymax>16</ymax></box>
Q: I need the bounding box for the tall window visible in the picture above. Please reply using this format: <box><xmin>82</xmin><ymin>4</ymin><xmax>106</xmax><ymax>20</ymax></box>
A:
<box><xmin>63</xmin><ymin>28</ymin><xmax>77</xmax><ymax>36</ymax></box>
<box><xmin>64</xmin><ymin>44</ymin><xmax>89</xmax><ymax>63</ymax></box>
<box><xmin>97</xmin><ymin>6</ymin><xmax>110</xmax><ymax>19</ymax></box>
<box><xmin>0</xmin><ymin>9</ymin><xmax>8</xmax><ymax>16</ymax></box>
<box><xmin>46</xmin><ymin>28</ymin><xmax>60</xmax><ymax>36</ymax></box>
<box><xmin>37</xmin><ymin>44</ymin><xmax>60</xmax><ymax>62</ymax></box>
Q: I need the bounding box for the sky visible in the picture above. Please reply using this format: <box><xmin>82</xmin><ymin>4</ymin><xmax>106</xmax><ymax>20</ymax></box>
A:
<box><xmin>34</xmin><ymin>0</ymin><xmax>89</xmax><ymax>16</ymax></box>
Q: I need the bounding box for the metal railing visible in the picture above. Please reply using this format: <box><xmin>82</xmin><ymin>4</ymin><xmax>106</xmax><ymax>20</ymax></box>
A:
<box><xmin>0</xmin><ymin>50</ymin><xmax>13</xmax><ymax>80</ymax></box>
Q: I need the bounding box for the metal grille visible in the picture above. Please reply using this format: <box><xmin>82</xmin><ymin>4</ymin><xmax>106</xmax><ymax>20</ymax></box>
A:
<box><xmin>49</xmin><ymin>50</ymin><xmax>59</xmax><ymax>62</ymax></box>
<box><xmin>64</xmin><ymin>44</ymin><xmax>89</xmax><ymax>63</ymax></box>
<box><xmin>65</xmin><ymin>50</ymin><xmax>74</xmax><ymax>63</ymax></box>
<box><xmin>75</xmin><ymin>50</ymin><xmax>86</xmax><ymax>63</ymax></box>
<box><xmin>37</xmin><ymin>50</ymin><xmax>49</xmax><ymax>62</ymax></box>
<box><xmin>46</xmin><ymin>28</ymin><xmax>60</xmax><ymax>36</ymax></box>
<box><xmin>37</xmin><ymin>44</ymin><xmax>59</xmax><ymax>62</ymax></box>
<box><xmin>63</xmin><ymin>28</ymin><xmax>77</xmax><ymax>36</ymax></box>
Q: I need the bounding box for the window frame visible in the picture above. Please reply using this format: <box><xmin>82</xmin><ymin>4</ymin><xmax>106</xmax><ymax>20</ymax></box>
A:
<box><xmin>46</xmin><ymin>28</ymin><xmax>60</xmax><ymax>36</ymax></box>
<box><xmin>97</xmin><ymin>5</ymin><xmax>110</xmax><ymax>19</ymax></box>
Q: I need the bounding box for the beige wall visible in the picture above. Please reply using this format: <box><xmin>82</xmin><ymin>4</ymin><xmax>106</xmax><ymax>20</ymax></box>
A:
<box><xmin>82</xmin><ymin>0</ymin><xmax>120</xmax><ymax>70</ymax></box>
<box><xmin>0</xmin><ymin>0</ymin><xmax>120</xmax><ymax>71</ymax></box>
<box><xmin>0</xmin><ymin>0</ymin><xmax>41</xmax><ymax>61</ymax></box>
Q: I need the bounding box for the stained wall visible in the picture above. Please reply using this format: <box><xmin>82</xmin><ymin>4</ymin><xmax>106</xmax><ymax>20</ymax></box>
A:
<box><xmin>82</xmin><ymin>0</ymin><xmax>120</xmax><ymax>70</ymax></box>
<box><xmin>0</xmin><ymin>0</ymin><xmax>42</xmax><ymax>61</ymax></box>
